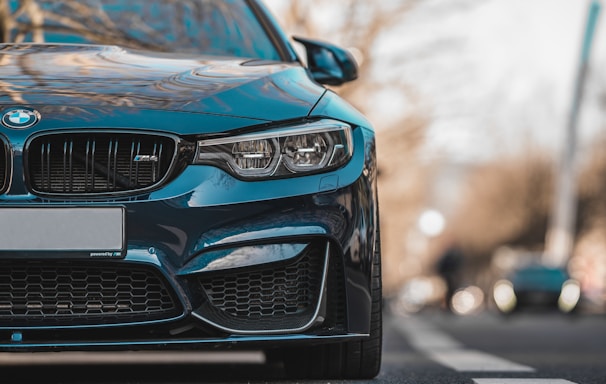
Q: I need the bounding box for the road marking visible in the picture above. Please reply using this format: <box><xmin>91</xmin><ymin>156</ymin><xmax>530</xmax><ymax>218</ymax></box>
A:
<box><xmin>391</xmin><ymin>316</ymin><xmax>534</xmax><ymax>372</ymax></box>
<box><xmin>474</xmin><ymin>379</ymin><xmax>578</xmax><ymax>384</ymax></box>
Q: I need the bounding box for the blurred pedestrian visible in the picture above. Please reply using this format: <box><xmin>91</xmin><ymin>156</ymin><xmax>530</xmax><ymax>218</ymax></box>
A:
<box><xmin>436</xmin><ymin>240</ymin><xmax>464</xmax><ymax>312</ymax></box>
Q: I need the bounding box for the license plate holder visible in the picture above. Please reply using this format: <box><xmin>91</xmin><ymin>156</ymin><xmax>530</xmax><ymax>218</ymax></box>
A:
<box><xmin>0</xmin><ymin>207</ymin><xmax>125</xmax><ymax>258</ymax></box>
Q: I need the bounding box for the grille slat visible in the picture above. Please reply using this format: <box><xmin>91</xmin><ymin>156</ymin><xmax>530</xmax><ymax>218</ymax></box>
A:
<box><xmin>153</xmin><ymin>142</ymin><xmax>159</xmax><ymax>182</ymax></box>
<box><xmin>129</xmin><ymin>140</ymin><xmax>135</xmax><ymax>186</ymax></box>
<box><xmin>0</xmin><ymin>138</ymin><xmax>8</xmax><ymax>194</ymax></box>
<box><xmin>0</xmin><ymin>262</ymin><xmax>181</xmax><ymax>326</ymax></box>
<box><xmin>28</xmin><ymin>133</ymin><xmax>176</xmax><ymax>196</ymax></box>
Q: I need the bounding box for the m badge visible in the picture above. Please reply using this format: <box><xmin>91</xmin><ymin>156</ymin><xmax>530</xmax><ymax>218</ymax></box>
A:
<box><xmin>133</xmin><ymin>155</ymin><xmax>159</xmax><ymax>162</ymax></box>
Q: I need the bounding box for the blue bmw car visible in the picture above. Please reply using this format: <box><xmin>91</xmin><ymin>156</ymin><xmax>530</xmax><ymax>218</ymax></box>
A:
<box><xmin>0</xmin><ymin>0</ymin><xmax>382</xmax><ymax>379</ymax></box>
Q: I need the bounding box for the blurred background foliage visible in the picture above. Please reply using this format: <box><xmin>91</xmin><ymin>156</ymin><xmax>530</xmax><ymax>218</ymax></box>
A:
<box><xmin>266</xmin><ymin>0</ymin><xmax>606</xmax><ymax>314</ymax></box>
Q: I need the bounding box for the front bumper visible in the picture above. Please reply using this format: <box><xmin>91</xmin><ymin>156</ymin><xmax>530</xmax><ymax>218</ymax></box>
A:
<box><xmin>0</xmin><ymin>127</ymin><xmax>379</xmax><ymax>351</ymax></box>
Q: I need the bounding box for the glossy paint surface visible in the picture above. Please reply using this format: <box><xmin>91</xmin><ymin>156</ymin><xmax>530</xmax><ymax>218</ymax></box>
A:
<box><xmin>0</xmin><ymin>0</ymin><xmax>379</xmax><ymax>351</ymax></box>
<box><xmin>0</xmin><ymin>45</ymin><xmax>324</xmax><ymax>120</ymax></box>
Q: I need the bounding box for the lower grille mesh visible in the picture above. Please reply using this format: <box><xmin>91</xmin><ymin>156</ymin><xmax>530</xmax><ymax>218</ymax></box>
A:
<box><xmin>0</xmin><ymin>261</ymin><xmax>181</xmax><ymax>326</ymax></box>
<box><xmin>197</xmin><ymin>242</ymin><xmax>326</xmax><ymax>332</ymax></box>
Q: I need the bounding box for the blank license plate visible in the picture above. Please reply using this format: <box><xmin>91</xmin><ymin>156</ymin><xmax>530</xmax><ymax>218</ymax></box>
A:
<box><xmin>0</xmin><ymin>207</ymin><xmax>125</xmax><ymax>256</ymax></box>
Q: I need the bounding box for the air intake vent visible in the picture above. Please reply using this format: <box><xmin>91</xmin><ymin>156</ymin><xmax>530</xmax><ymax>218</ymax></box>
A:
<box><xmin>196</xmin><ymin>242</ymin><xmax>327</xmax><ymax>333</ymax></box>
<box><xmin>27</xmin><ymin>132</ymin><xmax>176</xmax><ymax>196</ymax></box>
<box><xmin>0</xmin><ymin>261</ymin><xmax>182</xmax><ymax>327</ymax></box>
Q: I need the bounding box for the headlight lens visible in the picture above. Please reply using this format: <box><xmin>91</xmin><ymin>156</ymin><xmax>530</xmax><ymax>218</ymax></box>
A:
<box><xmin>195</xmin><ymin>119</ymin><xmax>353</xmax><ymax>179</ymax></box>
<box><xmin>493</xmin><ymin>279</ymin><xmax>517</xmax><ymax>313</ymax></box>
<box><xmin>558</xmin><ymin>279</ymin><xmax>581</xmax><ymax>313</ymax></box>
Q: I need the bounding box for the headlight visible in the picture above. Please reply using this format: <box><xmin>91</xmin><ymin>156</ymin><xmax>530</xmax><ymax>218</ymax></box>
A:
<box><xmin>493</xmin><ymin>279</ymin><xmax>516</xmax><ymax>313</ymax></box>
<box><xmin>194</xmin><ymin>119</ymin><xmax>353</xmax><ymax>179</ymax></box>
<box><xmin>558</xmin><ymin>279</ymin><xmax>581</xmax><ymax>313</ymax></box>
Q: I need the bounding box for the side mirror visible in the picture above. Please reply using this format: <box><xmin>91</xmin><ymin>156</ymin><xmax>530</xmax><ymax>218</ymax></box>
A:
<box><xmin>293</xmin><ymin>36</ymin><xmax>358</xmax><ymax>86</ymax></box>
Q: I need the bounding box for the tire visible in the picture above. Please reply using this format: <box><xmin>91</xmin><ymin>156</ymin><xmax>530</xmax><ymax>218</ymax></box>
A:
<box><xmin>280</xmin><ymin>229</ymin><xmax>383</xmax><ymax>379</ymax></box>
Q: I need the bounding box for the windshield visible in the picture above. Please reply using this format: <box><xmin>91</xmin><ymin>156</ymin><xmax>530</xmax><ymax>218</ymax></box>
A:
<box><xmin>0</xmin><ymin>0</ymin><xmax>281</xmax><ymax>60</ymax></box>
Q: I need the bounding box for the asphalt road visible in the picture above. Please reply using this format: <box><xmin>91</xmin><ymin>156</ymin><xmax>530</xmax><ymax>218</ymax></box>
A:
<box><xmin>382</xmin><ymin>308</ymin><xmax>606</xmax><ymax>384</ymax></box>
<box><xmin>2</xmin><ymin>308</ymin><xmax>605</xmax><ymax>384</ymax></box>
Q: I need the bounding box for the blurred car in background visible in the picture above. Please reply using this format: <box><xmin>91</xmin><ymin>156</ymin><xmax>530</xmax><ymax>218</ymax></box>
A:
<box><xmin>492</xmin><ymin>262</ymin><xmax>581</xmax><ymax>314</ymax></box>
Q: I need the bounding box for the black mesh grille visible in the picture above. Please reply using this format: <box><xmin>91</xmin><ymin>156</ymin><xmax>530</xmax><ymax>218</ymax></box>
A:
<box><xmin>27</xmin><ymin>132</ymin><xmax>176</xmax><ymax>196</ymax></box>
<box><xmin>0</xmin><ymin>261</ymin><xmax>182</xmax><ymax>326</ymax></box>
<box><xmin>197</xmin><ymin>243</ymin><xmax>326</xmax><ymax>332</ymax></box>
<box><xmin>0</xmin><ymin>138</ymin><xmax>7</xmax><ymax>194</ymax></box>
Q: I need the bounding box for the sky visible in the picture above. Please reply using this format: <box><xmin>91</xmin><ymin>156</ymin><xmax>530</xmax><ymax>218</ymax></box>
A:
<box><xmin>265</xmin><ymin>0</ymin><xmax>606</xmax><ymax>165</ymax></box>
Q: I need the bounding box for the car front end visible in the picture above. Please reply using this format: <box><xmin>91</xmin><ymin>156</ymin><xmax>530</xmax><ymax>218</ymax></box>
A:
<box><xmin>0</xmin><ymin>43</ymin><xmax>378</xmax><ymax>351</ymax></box>
<box><xmin>0</xmin><ymin>1</ymin><xmax>382</xmax><ymax>379</ymax></box>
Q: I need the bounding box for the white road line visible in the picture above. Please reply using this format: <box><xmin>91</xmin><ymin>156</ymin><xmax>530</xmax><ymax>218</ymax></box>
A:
<box><xmin>426</xmin><ymin>349</ymin><xmax>535</xmax><ymax>372</ymax></box>
<box><xmin>474</xmin><ymin>379</ymin><xmax>578</xmax><ymax>384</ymax></box>
<box><xmin>391</xmin><ymin>316</ymin><xmax>535</xmax><ymax>372</ymax></box>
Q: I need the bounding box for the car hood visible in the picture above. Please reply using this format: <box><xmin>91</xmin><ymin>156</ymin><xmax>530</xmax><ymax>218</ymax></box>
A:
<box><xmin>0</xmin><ymin>44</ymin><xmax>325</xmax><ymax>121</ymax></box>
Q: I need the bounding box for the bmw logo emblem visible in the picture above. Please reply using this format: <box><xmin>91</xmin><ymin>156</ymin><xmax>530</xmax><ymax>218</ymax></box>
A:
<box><xmin>1</xmin><ymin>107</ymin><xmax>41</xmax><ymax>129</ymax></box>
